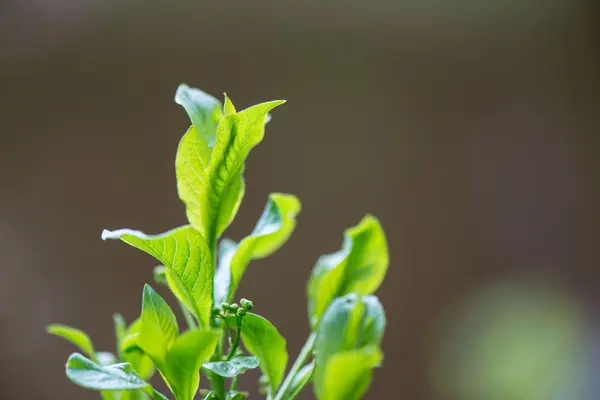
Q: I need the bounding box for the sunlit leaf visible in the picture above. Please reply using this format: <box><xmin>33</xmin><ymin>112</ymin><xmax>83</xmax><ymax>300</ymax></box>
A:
<box><xmin>102</xmin><ymin>226</ymin><xmax>212</xmax><ymax>328</ymax></box>
<box><xmin>227</xmin><ymin>313</ymin><xmax>287</xmax><ymax>396</ymax></box>
<box><xmin>47</xmin><ymin>324</ymin><xmax>96</xmax><ymax>359</ymax></box>
<box><xmin>164</xmin><ymin>330</ymin><xmax>218</xmax><ymax>400</ymax></box>
<box><xmin>223</xmin><ymin>93</ymin><xmax>236</xmax><ymax>116</ymax></box>
<box><xmin>205</xmin><ymin>101</ymin><xmax>285</xmax><ymax>239</ymax></box>
<box><xmin>176</xmin><ymin>97</ymin><xmax>285</xmax><ymax>240</ymax></box>
<box><xmin>138</xmin><ymin>285</ymin><xmax>179</xmax><ymax>368</ymax></box>
<box><xmin>308</xmin><ymin>215</ymin><xmax>388</xmax><ymax>325</ymax></box>
<box><xmin>175</xmin><ymin>84</ymin><xmax>222</xmax><ymax>170</ymax></box>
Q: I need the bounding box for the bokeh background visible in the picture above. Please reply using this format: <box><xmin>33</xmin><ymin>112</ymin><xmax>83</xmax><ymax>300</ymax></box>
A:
<box><xmin>1</xmin><ymin>1</ymin><xmax>599</xmax><ymax>399</ymax></box>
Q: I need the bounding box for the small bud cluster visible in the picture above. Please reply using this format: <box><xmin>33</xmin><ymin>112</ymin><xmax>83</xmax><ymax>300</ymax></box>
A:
<box><xmin>214</xmin><ymin>298</ymin><xmax>254</xmax><ymax>318</ymax></box>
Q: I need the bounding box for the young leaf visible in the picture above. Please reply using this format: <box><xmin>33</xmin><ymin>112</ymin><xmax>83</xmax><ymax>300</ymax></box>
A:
<box><xmin>313</xmin><ymin>294</ymin><xmax>386</xmax><ymax>400</ymax></box>
<box><xmin>47</xmin><ymin>324</ymin><xmax>96</xmax><ymax>359</ymax></box>
<box><xmin>214</xmin><ymin>193</ymin><xmax>301</xmax><ymax>304</ymax></box>
<box><xmin>359</xmin><ymin>295</ymin><xmax>386</xmax><ymax>347</ymax></box>
<box><xmin>177</xmin><ymin>99</ymin><xmax>285</xmax><ymax>240</ymax></box>
<box><xmin>139</xmin><ymin>285</ymin><xmax>179</xmax><ymax>368</ymax></box>
<box><xmin>174</xmin><ymin>85</ymin><xmax>223</xmax><ymax>238</ymax></box>
<box><xmin>124</xmin><ymin>348</ymin><xmax>155</xmax><ymax>382</ymax></box>
<box><xmin>202</xmin><ymin>356</ymin><xmax>259</xmax><ymax>378</ymax></box>
<box><xmin>227</xmin><ymin>313</ymin><xmax>288</xmax><ymax>395</ymax></box>
<box><xmin>116</xmin><ymin>316</ymin><xmax>155</xmax><ymax>381</ymax></box>
<box><xmin>164</xmin><ymin>330</ymin><xmax>218</xmax><ymax>400</ymax></box>
<box><xmin>175</xmin><ymin>84</ymin><xmax>223</xmax><ymax>168</ymax></box>
<box><xmin>66</xmin><ymin>353</ymin><xmax>148</xmax><ymax>391</ymax></box>
<box><xmin>318</xmin><ymin>347</ymin><xmax>382</xmax><ymax>400</ymax></box>
<box><xmin>102</xmin><ymin>226</ymin><xmax>213</xmax><ymax>328</ymax></box>
<box><xmin>204</xmin><ymin>101</ymin><xmax>285</xmax><ymax>240</ymax></box>
<box><xmin>223</xmin><ymin>93</ymin><xmax>236</xmax><ymax>116</ymax></box>
<box><xmin>308</xmin><ymin>215</ymin><xmax>388</xmax><ymax>325</ymax></box>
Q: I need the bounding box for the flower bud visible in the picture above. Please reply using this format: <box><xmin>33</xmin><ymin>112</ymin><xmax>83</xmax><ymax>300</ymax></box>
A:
<box><xmin>236</xmin><ymin>308</ymin><xmax>247</xmax><ymax>317</ymax></box>
<box><xmin>229</xmin><ymin>303</ymin><xmax>240</xmax><ymax>312</ymax></box>
<box><xmin>240</xmin><ymin>298</ymin><xmax>254</xmax><ymax>311</ymax></box>
<box><xmin>221</xmin><ymin>302</ymin><xmax>230</xmax><ymax>311</ymax></box>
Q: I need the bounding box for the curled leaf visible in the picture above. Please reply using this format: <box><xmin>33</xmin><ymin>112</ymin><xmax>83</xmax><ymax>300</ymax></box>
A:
<box><xmin>308</xmin><ymin>215</ymin><xmax>388</xmax><ymax>325</ymax></box>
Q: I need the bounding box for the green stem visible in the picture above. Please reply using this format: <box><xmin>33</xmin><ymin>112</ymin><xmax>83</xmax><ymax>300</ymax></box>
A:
<box><xmin>230</xmin><ymin>375</ymin><xmax>239</xmax><ymax>391</ymax></box>
<box><xmin>219</xmin><ymin>313</ymin><xmax>235</xmax><ymax>345</ymax></box>
<box><xmin>273</xmin><ymin>332</ymin><xmax>316</xmax><ymax>400</ymax></box>
<box><xmin>287</xmin><ymin>363</ymin><xmax>314</xmax><ymax>400</ymax></box>
<box><xmin>226</xmin><ymin>316</ymin><xmax>242</xmax><ymax>361</ymax></box>
<box><xmin>211</xmin><ymin>373</ymin><xmax>227</xmax><ymax>400</ymax></box>
<box><xmin>209</xmin><ymin>242</ymin><xmax>227</xmax><ymax>400</ymax></box>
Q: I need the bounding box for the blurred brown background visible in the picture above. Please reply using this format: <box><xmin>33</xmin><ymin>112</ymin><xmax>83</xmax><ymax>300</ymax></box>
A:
<box><xmin>1</xmin><ymin>1</ymin><xmax>599</xmax><ymax>399</ymax></box>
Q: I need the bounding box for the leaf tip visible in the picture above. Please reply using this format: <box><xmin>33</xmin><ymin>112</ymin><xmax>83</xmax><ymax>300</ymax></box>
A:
<box><xmin>46</xmin><ymin>324</ymin><xmax>59</xmax><ymax>334</ymax></box>
<box><xmin>101</xmin><ymin>229</ymin><xmax>114</xmax><ymax>241</ymax></box>
<box><xmin>142</xmin><ymin>283</ymin><xmax>153</xmax><ymax>294</ymax></box>
<box><xmin>174</xmin><ymin>83</ymin><xmax>191</xmax><ymax>103</ymax></box>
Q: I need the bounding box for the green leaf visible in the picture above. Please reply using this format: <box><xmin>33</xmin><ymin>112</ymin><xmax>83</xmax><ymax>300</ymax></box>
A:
<box><xmin>164</xmin><ymin>330</ymin><xmax>218</xmax><ymax>400</ymax></box>
<box><xmin>117</xmin><ymin>317</ymin><xmax>155</xmax><ymax>381</ymax></box>
<box><xmin>47</xmin><ymin>324</ymin><xmax>96</xmax><ymax>359</ymax></box>
<box><xmin>308</xmin><ymin>215</ymin><xmax>389</xmax><ymax>325</ymax></box>
<box><xmin>359</xmin><ymin>295</ymin><xmax>386</xmax><ymax>347</ymax></box>
<box><xmin>175</xmin><ymin>84</ymin><xmax>222</xmax><ymax>168</ymax></box>
<box><xmin>202</xmin><ymin>356</ymin><xmax>259</xmax><ymax>378</ymax></box>
<box><xmin>223</xmin><ymin>93</ymin><xmax>236</xmax><ymax>116</ymax></box>
<box><xmin>215</xmin><ymin>193</ymin><xmax>301</xmax><ymax>304</ymax></box>
<box><xmin>102</xmin><ymin>226</ymin><xmax>213</xmax><ymax>328</ymax></box>
<box><xmin>313</xmin><ymin>294</ymin><xmax>385</xmax><ymax>400</ymax></box>
<box><xmin>124</xmin><ymin>348</ymin><xmax>155</xmax><ymax>382</ymax></box>
<box><xmin>205</xmin><ymin>100</ymin><xmax>285</xmax><ymax>239</ymax></box>
<box><xmin>211</xmin><ymin>166</ymin><xmax>245</xmax><ymax>243</ymax></box>
<box><xmin>318</xmin><ymin>347</ymin><xmax>382</xmax><ymax>400</ymax></box>
<box><xmin>65</xmin><ymin>353</ymin><xmax>148</xmax><ymax>391</ymax></box>
<box><xmin>95</xmin><ymin>353</ymin><xmax>120</xmax><ymax>400</ymax></box>
<box><xmin>176</xmin><ymin>97</ymin><xmax>285</xmax><ymax>240</ymax></box>
<box><xmin>228</xmin><ymin>313</ymin><xmax>288</xmax><ymax>395</ymax></box>
<box><xmin>139</xmin><ymin>285</ymin><xmax>179</xmax><ymax>368</ymax></box>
